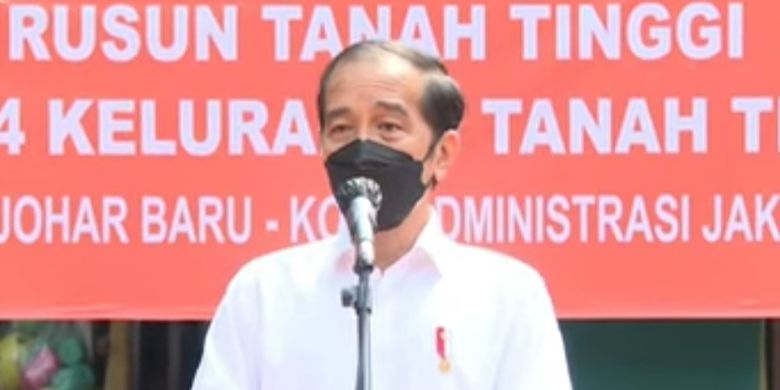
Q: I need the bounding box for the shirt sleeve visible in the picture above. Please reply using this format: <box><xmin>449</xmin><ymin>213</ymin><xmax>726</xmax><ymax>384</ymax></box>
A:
<box><xmin>191</xmin><ymin>268</ymin><xmax>262</xmax><ymax>390</ymax></box>
<box><xmin>494</xmin><ymin>273</ymin><xmax>572</xmax><ymax>390</ymax></box>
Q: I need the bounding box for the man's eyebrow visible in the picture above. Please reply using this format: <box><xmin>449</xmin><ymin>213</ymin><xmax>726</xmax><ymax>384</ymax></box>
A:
<box><xmin>375</xmin><ymin>100</ymin><xmax>409</xmax><ymax>117</ymax></box>
<box><xmin>324</xmin><ymin>106</ymin><xmax>350</xmax><ymax>123</ymax></box>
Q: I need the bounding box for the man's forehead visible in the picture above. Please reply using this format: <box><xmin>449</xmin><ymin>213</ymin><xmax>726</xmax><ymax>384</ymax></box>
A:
<box><xmin>325</xmin><ymin>99</ymin><xmax>410</xmax><ymax>121</ymax></box>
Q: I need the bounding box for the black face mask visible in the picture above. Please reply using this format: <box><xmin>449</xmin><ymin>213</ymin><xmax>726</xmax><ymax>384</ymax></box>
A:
<box><xmin>325</xmin><ymin>139</ymin><xmax>435</xmax><ymax>232</ymax></box>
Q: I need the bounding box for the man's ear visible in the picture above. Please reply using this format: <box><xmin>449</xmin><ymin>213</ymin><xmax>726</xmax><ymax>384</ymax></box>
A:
<box><xmin>318</xmin><ymin>128</ymin><xmax>326</xmax><ymax>158</ymax></box>
<box><xmin>429</xmin><ymin>130</ymin><xmax>461</xmax><ymax>186</ymax></box>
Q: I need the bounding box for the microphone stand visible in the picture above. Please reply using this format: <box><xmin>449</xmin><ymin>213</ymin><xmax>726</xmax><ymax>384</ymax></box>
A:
<box><xmin>336</xmin><ymin>178</ymin><xmax>381</xmax><ymax>390</ymax></box>
<box><xmin>341</xmin><ymin>241</ymin><xmax>374</xmax><ymax>390</ymax></box>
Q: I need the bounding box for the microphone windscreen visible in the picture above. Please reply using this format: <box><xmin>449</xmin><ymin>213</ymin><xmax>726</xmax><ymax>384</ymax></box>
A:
<box><xmin>335</xmin><ymin>177</ymin><xmax>383</xmax><ymax>212</ymax></box>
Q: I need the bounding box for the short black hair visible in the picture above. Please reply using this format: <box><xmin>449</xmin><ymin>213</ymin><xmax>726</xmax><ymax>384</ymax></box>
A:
<box><xmin>316</xmin><ymin>40</ymin><xmax>465</xmax><ymax>139</ymax></box>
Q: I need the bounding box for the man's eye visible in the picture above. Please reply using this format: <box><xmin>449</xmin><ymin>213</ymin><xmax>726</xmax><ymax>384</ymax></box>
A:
<box><xmin>328</xmin><ymin>125</ymin><xmax>349</xmax><ymax>134</ymax></box>
<box><xmin>378</xmin><ymin>122</ymin><xmax>401</xmax><ymax>132</ymax></box>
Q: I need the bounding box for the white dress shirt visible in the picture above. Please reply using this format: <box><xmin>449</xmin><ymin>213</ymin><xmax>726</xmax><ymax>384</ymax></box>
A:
<box><xmin>192</xmin><ymin>211</ymin><xmax>572</xmax><ymax>389</ymax></box>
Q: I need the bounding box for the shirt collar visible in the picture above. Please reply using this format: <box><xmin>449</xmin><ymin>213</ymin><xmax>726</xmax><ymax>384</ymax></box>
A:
<box><xmin>331</xmin><ymin>207</ymin><xmax>452</xmax><ymax>275</ymax></box>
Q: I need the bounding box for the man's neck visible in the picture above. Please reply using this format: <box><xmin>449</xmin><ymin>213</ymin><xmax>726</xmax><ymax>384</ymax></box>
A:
<box><xmin>373</xmin><ymin>206</ymin><xmax>431</xmax><ymax>271</ymax></box>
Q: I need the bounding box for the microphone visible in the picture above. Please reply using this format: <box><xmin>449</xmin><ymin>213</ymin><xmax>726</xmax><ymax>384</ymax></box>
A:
<box><xmin>335</xmin><ymin>177</ymin><xmax>383</xmax><ymax>267</ymax></box>
<box><xmin>336</xmin><ymin>177</ymin><xmax>382</xmax><ymax>390</ymax></box>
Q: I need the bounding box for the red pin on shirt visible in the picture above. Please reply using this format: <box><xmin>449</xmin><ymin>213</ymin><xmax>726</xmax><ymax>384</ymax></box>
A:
<box><xmin>436</xmin><ymin>326</ymin><xmax>451</xmax><ymax>373</ymax></box>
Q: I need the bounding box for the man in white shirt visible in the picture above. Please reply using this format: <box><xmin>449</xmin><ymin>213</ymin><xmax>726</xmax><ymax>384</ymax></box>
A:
<box><xmin>192</xmin><ymin>40</ymin><xmax>572</xmax><ymax>389</ymax></box>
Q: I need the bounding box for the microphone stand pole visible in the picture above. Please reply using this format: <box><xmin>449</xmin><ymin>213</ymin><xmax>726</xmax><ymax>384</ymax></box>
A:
<box><xmin>342</xmin><ymin>241</ymin><xmax>374</xmax><ymax>390</ymax></box>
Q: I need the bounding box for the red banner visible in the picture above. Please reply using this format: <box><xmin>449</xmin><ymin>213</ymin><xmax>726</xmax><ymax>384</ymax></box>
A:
<box><xmin>1</xmin><ymin>0</ymin><xmax>779</xmax><ymax>319</ymax></box>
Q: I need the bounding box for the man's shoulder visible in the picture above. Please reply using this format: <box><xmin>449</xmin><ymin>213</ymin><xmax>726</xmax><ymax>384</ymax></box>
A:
<box><xmin>443</xmin><ymin>240</ymin><xmax>548</xmax><ymax>294</ymax></box>
<box><xmin>228</xmin><ymin>237</ymin><xmax>340</xmax><ymax>288</ymax></box>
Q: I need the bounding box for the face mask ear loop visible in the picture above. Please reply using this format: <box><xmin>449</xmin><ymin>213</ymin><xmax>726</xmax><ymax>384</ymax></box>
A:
<box><xmin>421</xmin><ymin>133</ymin><xmax>443</xmax><ymax>190</ymax></box>
<box><xmin>422</xmin><ymin>136</ymin><xmax>438</xmax><ymax>162</ymax></box>
<box><xmin>426</xmin><ymin>175</ymin><xmax>439</xmax><ymax>190</ymax></box>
